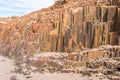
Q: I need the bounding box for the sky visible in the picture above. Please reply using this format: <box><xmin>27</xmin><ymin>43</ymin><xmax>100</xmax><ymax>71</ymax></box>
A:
<box><xmin>0</xmin><ymin>0</ymin><xmax>54</xmax><ymax>17</ymax></box>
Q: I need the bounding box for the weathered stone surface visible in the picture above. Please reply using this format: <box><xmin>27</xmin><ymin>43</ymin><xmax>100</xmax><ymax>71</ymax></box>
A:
<box><xmin>0</xmin><ymin>0</ymin><xmax>120</xmax><ymax>55</ymax></box>
<box><xmin>107</xmin><ymin>6</ymin><xmax>117</xmax><ymax>21</ymax></box>
<box><xmin>23</xmin><ymin>46</ymin><xmax>120</xmax><ymax>73</ymax></box>
<box><xmin>88</xmin><ymin>51</ymin><xmax>104</xmax><ymax>60</ymax></box>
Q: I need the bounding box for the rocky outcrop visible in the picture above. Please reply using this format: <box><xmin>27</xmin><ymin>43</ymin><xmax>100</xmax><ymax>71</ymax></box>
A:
<box><xmin>0</xmin><ymin>0</ymin><xmax>120</xmax><ymax>55</ymax></box>
<box><xmin>24</xmin><ymin>45</ymin><xmax>120</xmax><ymax>73</ymax></box>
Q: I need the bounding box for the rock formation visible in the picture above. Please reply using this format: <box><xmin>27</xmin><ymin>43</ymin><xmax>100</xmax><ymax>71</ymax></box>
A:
<box><xmin>26</xmin><ymin>45</ymin><xmax>120</xmax><ymax>75</ymax></box>
<box><xmin>0</xmin><ymin>1</ymin><xmax>120</xmax><ymax>79</ymax></box>
<box><xmin>0</xmin><ymin>0</ymin><xmax>120</xmax><ymax>55</ymax></box>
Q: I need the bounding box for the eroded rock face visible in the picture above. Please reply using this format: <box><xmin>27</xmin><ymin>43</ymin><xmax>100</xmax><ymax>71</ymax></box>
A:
<box><xmin>25</xmin><ymin>46</ymin><xmax>120</xmax><ymax>73</ymax></box>
<box><xmin>0</xmin><ymin>0</ymin><xmax>120</xmax><ymax>55</ymax></box>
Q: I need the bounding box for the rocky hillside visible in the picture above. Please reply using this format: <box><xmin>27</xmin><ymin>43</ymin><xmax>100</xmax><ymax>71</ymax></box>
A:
<box><xmin>0</xmin><ymin>0</ymin><xmax>120</xmax><ymax>56</ymax></box>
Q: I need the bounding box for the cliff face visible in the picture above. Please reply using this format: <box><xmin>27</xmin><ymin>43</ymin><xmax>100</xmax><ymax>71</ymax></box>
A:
<box><xmin>0</xmin><ymin>0</ymin><xmax>120</xmax><ymax>55</ymax></box>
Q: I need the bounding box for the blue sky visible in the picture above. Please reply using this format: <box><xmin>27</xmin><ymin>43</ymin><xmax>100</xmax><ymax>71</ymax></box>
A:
<box><xmin>0</xmin><ymin>0</ymin><xmax>54</xmax><ymax>17</ymax></box>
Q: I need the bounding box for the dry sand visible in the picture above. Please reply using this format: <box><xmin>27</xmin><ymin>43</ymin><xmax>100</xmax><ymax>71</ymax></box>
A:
<box><xmin>0</xmin><ymin>56</ymin><xmax>109</xmax><ymax>80</ymax></box>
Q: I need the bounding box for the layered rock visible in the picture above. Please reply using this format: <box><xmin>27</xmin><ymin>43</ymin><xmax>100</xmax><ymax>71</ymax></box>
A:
<box><xmin>25</xmin><ymin>45</ymin><xmax>120</xmax><ymax>73</ymax></box>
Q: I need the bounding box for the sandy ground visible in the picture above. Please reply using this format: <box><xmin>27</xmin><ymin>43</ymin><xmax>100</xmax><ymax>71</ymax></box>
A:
<box><xmin>0</xmin><ymin>56</ymin><xmax>109</xmax><ymax>80</ymax></box>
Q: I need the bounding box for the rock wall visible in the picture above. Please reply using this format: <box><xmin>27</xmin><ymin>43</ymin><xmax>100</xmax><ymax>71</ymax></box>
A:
<box><xmin>52</xmin><ymin>6</ymin><xmax>120</xmax><ymax>52</ymax></box>
<box><xmin>0</xmin><ymin>0</ymin><xmax>120</xmax><ymax>55</ymax></box>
